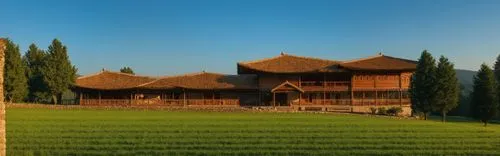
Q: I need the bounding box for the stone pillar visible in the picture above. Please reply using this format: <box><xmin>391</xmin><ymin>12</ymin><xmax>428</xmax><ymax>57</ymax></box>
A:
<box><xmin>0</xmin><ymin>38</ymin><xmax>7</xmax><ymax>156</ymax></box>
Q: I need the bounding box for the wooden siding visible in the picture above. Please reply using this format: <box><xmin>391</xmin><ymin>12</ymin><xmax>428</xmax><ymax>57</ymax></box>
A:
<box><xmin>352</xmin><ymin>74</ymin><xmax>401</xmax><ymax>89</ymax></box>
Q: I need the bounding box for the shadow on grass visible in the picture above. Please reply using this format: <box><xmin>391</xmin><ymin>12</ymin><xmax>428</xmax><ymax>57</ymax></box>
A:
<box><xmin>427</xmin><ymin>115</ymin><xmax>500</xmax><ymax>125</ymax></box>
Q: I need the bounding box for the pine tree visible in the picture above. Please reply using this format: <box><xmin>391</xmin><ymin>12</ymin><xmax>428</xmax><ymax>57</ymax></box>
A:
<box><xmin>494</xmin><ymin>54</ymin><xmax>500</xmax><ymax>118</ymax></box>
<box><xmin>3</xmin><ymin>39</ymin><xmax>28</xmax><ymax>103</ymax></box>
<box><xmin>409</xmin><ymin>50</ymin><xmax>437</xmax><ymax>120</ymax></box>
<box><xmin>494</xmin><ymin>54</ymin><xmax>500</xmax><ymax>82</ymax></box>
<box><xmin>120</xmin><ymin>66</ymin><xmax>135</xmax><ymax>75</ymax></box>
<box><xmin>23</xmin><ymin>43</ymin><xmax>49</xmax><ymax>103</ymax></box>
<box><xmin>41</xmin><ymin>39</ymin><xmax>77</xmax><ymax>104</ymax></box>
<box><xmin>470</xmin><ymin>64</ymin><xmax>498</xmax><ymax>126</ymax></box>
<box><xmin>433</xmin><ymin>56</ymin><xmax>460</xmax><ymax>122</ymax></box>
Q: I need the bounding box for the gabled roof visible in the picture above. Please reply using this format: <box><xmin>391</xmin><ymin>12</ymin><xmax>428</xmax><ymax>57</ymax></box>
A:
<box><xmin>75</xmin><ymin>70</ymin><xmax>157</xmax><ymax>90</ymax></box>
<box><xmin>340</xmin><ymin>54</ymin><xmax>417</xmax><ymax>71</ymax></box>
<box><xmin>271</xmin><ymin>81</ymin><xmax>304</xmax><ymax>93</ymax></box>
<box><xmin>138</xmin><ymin>72</ymin><xmax>258</xmax><ymax>90</ymax></box>
<box><xmin>238</xmin><ymin>52</ymin><xmax>340</xmax><ymax>74</ymax></box>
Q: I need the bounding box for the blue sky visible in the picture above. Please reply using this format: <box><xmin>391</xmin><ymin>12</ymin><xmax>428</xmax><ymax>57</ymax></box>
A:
<box><xmin>1</xmin><ymin>0</ymin><xmax>500</xmax><ymax>76</ymax></box>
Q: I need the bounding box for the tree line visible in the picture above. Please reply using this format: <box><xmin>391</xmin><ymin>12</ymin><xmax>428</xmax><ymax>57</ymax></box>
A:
<box><xmin>3</xmin><ymin>38</ymin><xmax>77</xmax><ymax>104</ymax></box>
<box><xmin>410</xmin><ymin>50</ymin><xmax>500</xmax><ymax>126</ymax></box>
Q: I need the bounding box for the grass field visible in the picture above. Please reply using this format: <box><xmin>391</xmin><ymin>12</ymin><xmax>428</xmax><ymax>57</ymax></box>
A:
<box><xmin>7</xmin><ymin>108</ymin><xmax>500</xmax><ymax>155</ymax></box>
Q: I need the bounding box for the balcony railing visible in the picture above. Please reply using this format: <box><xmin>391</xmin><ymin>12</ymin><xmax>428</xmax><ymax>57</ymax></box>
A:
<box><xmin>300</xmin><ymin>81</ymin><xmax>350</xmax><ymax>90</ymax></box>
<box><xmin>294</xmin><ymin>98</ymin><xmax>411</xmax><ymax>106</ymax></box>
<box><xmin>80</xmin><ymin>99</ymin><xmax>240</xmax><ymax>106</ymax></box>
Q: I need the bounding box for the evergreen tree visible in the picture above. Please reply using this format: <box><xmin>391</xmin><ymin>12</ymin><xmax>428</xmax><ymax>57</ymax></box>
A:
<box><xmin>470</xmin><ymin>64</ymin><xmax>498</xmax><ymax>126</ymax></box>
<box><xmin>433</xmin><ymin>56</ymin><xmax>460</xmax><ymax>122</ymax></box>
<box><xmin>120</xmin><ymin>66</ymin><xmax>135</xmax><ymax>75</ymax></box>
<box><xmin>23</xmin><ymin>44</ymin><xmax>49</xmax><ymax>103</ymax></box>
<box><xmin>494</xmin><ymin>54</ymin><xmax>500</xmax><ymax>82</ymax></box>
<box><xmin>3</xmin><ymin>39</ymin><xmax>28</xmax><ymax>103</ymax></box>
<box><xmin>409</xmin><ymin>50</ymin><xmax>437</xmax><ymax>120</ymax></box>
<box><xmin>41</xmin><ymin>39</ymin><xmax>77</xmax><ymax>104</ymax></box>
<box><xmin>494</xmin><ymin>54</ymin><xmax>500</xmax><ymax>118</ymax></box>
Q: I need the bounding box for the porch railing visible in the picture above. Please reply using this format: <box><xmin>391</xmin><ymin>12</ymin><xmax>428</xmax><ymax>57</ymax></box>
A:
<box><xmin>300</xmin><ymin>81</ymin><xmax>350</xmax><ymax>90</ymax></box>
<box><xmin>295</xmin><ymin>98</ymin><xmax>411</xmax><ymax>106</ymax></box>
<box><xmin>80</xmin><ymin>99</ymin><xmax>240</xmax><ymax>106</ymax></box>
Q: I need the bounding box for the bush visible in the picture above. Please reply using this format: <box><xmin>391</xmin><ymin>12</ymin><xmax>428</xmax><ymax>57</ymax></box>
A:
<box><xmin>387</xmin><ymin>107</ymin><xmax>403</xmax><ymax>116</ymax></box>
<box><xmin>377</xmin><ymin>107</ymin><xmax>387</xmax><ymax>115</ymax></box>
<box><xmin>370</xmin><ymin>107</ymin><xmax>377</xmax><ymax>115</ymax></box>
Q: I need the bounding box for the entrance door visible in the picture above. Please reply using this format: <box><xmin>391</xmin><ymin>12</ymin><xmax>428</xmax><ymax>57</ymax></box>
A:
<box><xmin>275</xmin><ymin>93</ymin><xmax>288</xmax><ymax>106</ymax></box>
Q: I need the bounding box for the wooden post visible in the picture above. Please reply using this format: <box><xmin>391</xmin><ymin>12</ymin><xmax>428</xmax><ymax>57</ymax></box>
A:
<box><xmin>299</xmin><ymin>92</ymin><xmax>301</xmax><ymax>106</ymax></box>
<box><xmin>399</xmin><ymin>90</ymin><xmax>403</xmax><ymax>107</ymax></box>
<box><xmin>183</xmin><ymin>90</ymin><xmax>186</xmax><ymax>106</ymax></box>
<box><xmin>258</xmin><ymin>91</ymin><xmax>262</xmax><ymax>106</ymax></box>
<box><xmin>298</xmin><ymin>76</ymin><xmax>302</xmax><ymax>87</ymax></box>
<box><xmin>387</xmin><ymin>90</ymin><xmax>389</xmax><ymax>105</ymax></box>
<box><xmin>350</xmin><ymin>75</ymin><xmax>354</xmax><ymax>106</ymax></box>
<box><xmin>375</xmin><ymin>90</ymin><xmax>378</xmax><ymax>106</ymax></box>
<box><xmin>98</xmin><ymin>91</ymin><xmax>101</xmax><ymax>105</ymax></box>
<box><xmin>273</xmin><ymin>92</ymin><xmax>276</xmax><ymax>107</ymax></box>
<box><xmin>79</xmin><ymin>92</ymin><xmax>83</xmax><ymax>105</ymax></box>
<box><xmin>130</xmin><ymin>93</ymin><xmax>133</xmax><ymax>105</ymax></box>
<box><xmin>362</xmin><ymin>91</ymin><xmax>365</xmax><ymax>106</ymax></box>
<box><xmin>323</xmin><ymin>74</ymin><xmax>326</xmax><ymax>105</ymax></box>
<box><xmin>202</xmin><ymin>92</ymin><xmax>205</xmax><ymax>105</ymax></box>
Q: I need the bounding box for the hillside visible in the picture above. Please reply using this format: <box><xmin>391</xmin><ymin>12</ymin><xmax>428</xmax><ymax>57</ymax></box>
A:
<box><xmin>455</xmin><ymin>69</ymin><xmax>476</xmax><ymax>93</ymax></box>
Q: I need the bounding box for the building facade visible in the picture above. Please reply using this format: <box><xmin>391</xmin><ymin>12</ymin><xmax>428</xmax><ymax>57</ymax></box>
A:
<box><xmin>73</xmin><ymin>52</ymin><xmax>417</xmax><ymax>114</ymax></box>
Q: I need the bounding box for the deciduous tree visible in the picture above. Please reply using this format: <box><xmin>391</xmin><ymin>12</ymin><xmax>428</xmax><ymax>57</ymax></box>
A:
<box><xmin>470</xmin><ymin>64</ymin><xmax>498</xmax><ymax>126</ymax></box>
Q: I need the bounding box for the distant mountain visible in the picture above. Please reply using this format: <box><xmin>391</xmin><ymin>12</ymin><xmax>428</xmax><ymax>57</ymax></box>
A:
<box><xmin>455</xmin><ymin>69</ymin><xmax>476</xmax><ymax>93</ymax></box>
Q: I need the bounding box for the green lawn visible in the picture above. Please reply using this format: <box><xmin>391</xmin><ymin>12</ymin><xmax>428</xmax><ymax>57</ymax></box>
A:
<box><xmin>7</xmin><ymin>108</ymin><xmax>500</xmax><ymax>155</ymax></box>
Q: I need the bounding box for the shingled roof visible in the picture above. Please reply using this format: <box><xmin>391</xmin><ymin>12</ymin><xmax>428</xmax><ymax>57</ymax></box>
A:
<box><xmin>238</xmin><ymin>53</ymin><xmax>339</xmax><ymax>74</ymax></box>
<box><xmin>75</xmin><ymin>70</ymin><xmax>157</xmax><ymax>90</ymax></box>
<box><xmin>138</xmin><ymin>72</ymin><xmax>258</xmax><ymax>90</ymax></box>
<box><xmin>340</xmin><ymin>54</ymin><xmax>417</xmax><ymax>71</ymax></box>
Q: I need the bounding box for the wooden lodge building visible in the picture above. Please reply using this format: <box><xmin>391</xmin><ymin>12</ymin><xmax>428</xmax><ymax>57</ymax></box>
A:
<box><xmin>74</xmin><ymin>52</ymin><xmax>416</xmax><ymax>114</ymax></box>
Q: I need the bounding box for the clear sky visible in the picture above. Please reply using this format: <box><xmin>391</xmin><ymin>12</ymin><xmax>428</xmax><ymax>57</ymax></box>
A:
<box><xmin>1</xmin><ymin>0</ymin><xmax>500</xmax><ymax>76</ymax></box>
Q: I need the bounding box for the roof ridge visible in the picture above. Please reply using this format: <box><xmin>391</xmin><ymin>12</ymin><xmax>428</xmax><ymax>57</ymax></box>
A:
<box><xmin>77</xmin><ymin>70</ymin><xmax>157</xmax><ymax>80</ymax></box>
<box><xmin>238</xmin><ymin>53</ymin><xmax>339</xmax><ymax>65</ymax></box>
<box><xmin>341</xmin><ymin>53</ymin><xmax>384</xmax><ymax>64</ymax></box>
<box><xmin>238</xmin><ymin>54</ymin><xmax>286</xmax><ymax>65</ymax></box>
<box><xmin>77</xmin><ymin>70</ymin><xmax>105</xmax><ymax>80</ymax></box>
<box><xmin>153</xmin><ymin>71</ymin><xmax>227</xmax><ymax>80</ymax></box>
